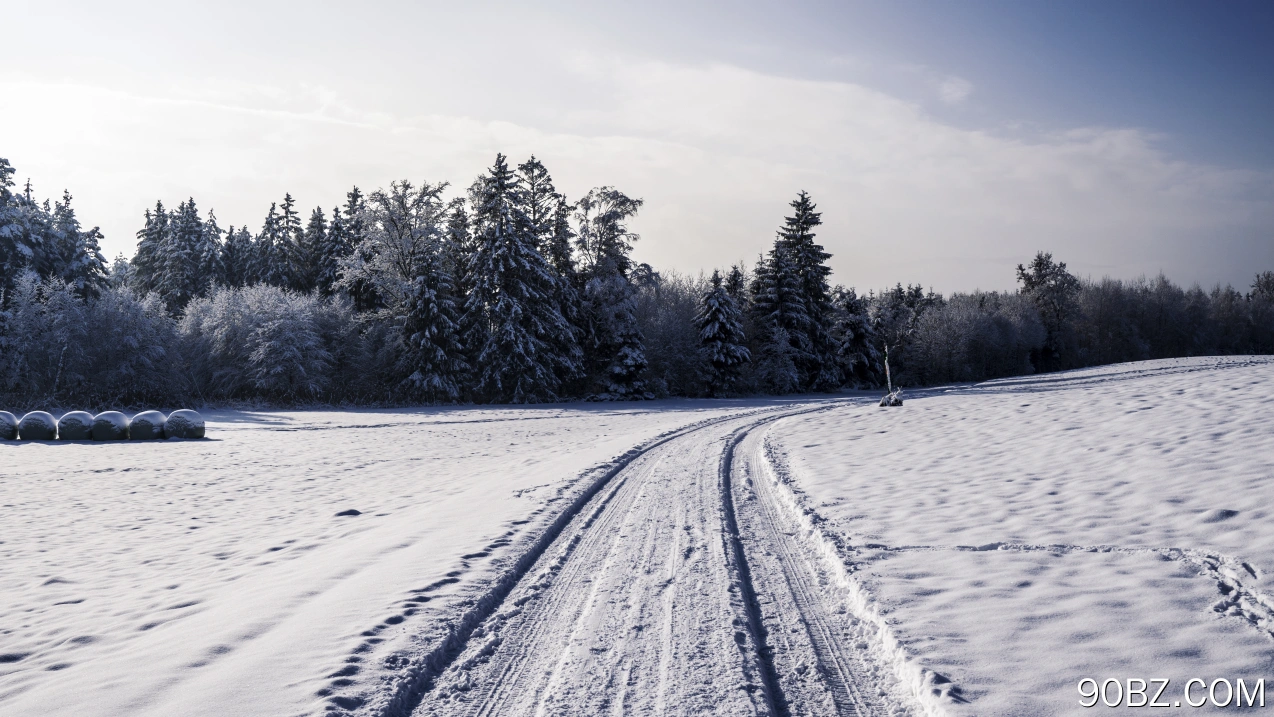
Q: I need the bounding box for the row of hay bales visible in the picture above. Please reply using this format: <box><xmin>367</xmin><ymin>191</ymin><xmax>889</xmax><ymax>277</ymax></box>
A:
<box><xmin>0</xmin><ymin>410</ymin><xmax>205</xmax><ymax>441</ymax></box>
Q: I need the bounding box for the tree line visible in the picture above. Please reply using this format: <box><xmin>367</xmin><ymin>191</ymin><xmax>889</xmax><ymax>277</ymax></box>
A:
<box><xmin>2</xmin><ymin>154</ymin><xmax>1272</xmax><ymax>409</ymax></box>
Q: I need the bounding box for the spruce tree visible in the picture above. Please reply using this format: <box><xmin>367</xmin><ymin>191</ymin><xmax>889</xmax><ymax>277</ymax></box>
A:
<box><xmin>132</xmin><ymin>201</ymin><xmax>169</xmax><ymax>294</ymax></box>
<box><xmin>220</xmin><ymin>226</ymin><xmax>253</xmax><ymax>288</ymax></box>
<box><xmin>0</xmin><ymin>158</ymin><xmax>27</xmax><ymax>301</ymax></box>
<box><xmin>399</xmin><ymin>249</ymin><xmax>467</xmax><ymax>402</ymax></box>
<box><xmin>832</xmin><ymin>287</ymin><xmax>881</xmax><ymax>388</ymax></box>
<box><xmin>775</xmin><ymin>191</ymin><xmax>838</xmax><ymax>390</ymax></box>
<box><xmin>49</xmin><ymin>190</ymin><xmax>107</xmax><ymax>298</ymax></box>
<box><xmin>695</xmin><ymin>269</ymin><xmax>750</xmax><ymax>395</ymax></box>
<box><xmin>749</xmin><ymin>247</ymin><xmax>808</xmax><ymax>394</ymax></box>
<box><xmin>158</xmin><ymin>198</ymin><xmax>201</xmax><ymax>312</ymax></box>
<box><xmin>515</xmin><ymin>159</ymin><xmax>583</xmax><ymax>388</ymax></box>
<box><xmin>195</xmin><ymin>209</ymin><xmax>225</xmax><ymax>294</ymax></box>
<box><xmin>464</xmin><ymin>154</ymin><xmax>574</xmax><ymax>402</ymax></box>
<box><xmin>279</xmin><ymin>193</ymin><xmax>309</xmax><ymax>292</ymax></box>
<box><xmin>314</xmin><ymin>206</ymin><xmax>351</xmax><ymax>297</ymax></box>
<box><xmin>254</xmin><ymin>202</ymin><xmax>289</xmax><ymax>288</ymax></box>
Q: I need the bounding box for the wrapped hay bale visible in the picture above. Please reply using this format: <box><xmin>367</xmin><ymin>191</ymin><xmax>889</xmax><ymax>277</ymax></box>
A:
<box><xmin>57</xmin><ymin>411</ymin><xmax>95</xmax><ymax>440</ymax></box>
<box><xmin>18</xmin><ymin>411</ymin><xmax>58</xmax><ymax>440</ymax></box>
<box><xmin>91</xmin><ymin>411</ymin><xmax>130</xmax><ymax>441</ymax></box>
<box><xmin>163</xmin><ymin>409</ymin><xmax>205</xmax><ymax>439</ymax></box>
<box><xmin>129</xmin><ymin>411</ymin><xmax>167</xmax><ymax>440</ymax></box>
<box><xmin>0</xmin><ymin>411</ymin><xmax>17</xmax><ymax>440</ymax></box>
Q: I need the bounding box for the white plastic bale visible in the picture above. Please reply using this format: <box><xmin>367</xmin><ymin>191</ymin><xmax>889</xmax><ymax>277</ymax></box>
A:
<box><xmin>18</xmin><ymin>411</ymin><xmax>58</xmax><ymax>440</ymax></box>
<box><xmin>164</xmin><ymin>409</ymin><xmax>206</xmax><ymax>439</ymax></box>
<box><xmin>91</xmin><ymin>411</ymin><xmax>130</xmax><ymax>441</ymax></box>
<box><xmin>0</xmin><ymin>411</ymin><xmax>17</xmax><ymax>440</ymax></box>
<box><xmin>57</xmin><ymin>411</ymin><xmax>95</xmax><ymax>441</ymax></box>
<box><xmin>128</xmin><ymin>411</ymin><xmax>168</xmax><ymax>440</ymax></box>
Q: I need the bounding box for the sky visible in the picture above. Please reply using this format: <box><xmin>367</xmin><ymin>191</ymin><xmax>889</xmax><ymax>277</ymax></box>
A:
<box><xmin>3</xmin><ymin>0</ymin><xmax>1272</xmax><ymax>293</ymax></box>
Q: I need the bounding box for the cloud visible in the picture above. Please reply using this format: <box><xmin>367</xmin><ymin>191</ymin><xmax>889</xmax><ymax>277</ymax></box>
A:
<box><xmin>1</xmin><ymin>60</ymin><xmax>1270</xmax><ymax>294</ymax></box>
<box><xmin>938</xmin><ymin>76</ymin><xmax>973</xmax><ymax>105</ymax></box>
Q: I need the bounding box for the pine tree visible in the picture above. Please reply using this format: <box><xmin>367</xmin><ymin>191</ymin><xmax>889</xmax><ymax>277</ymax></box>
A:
<box><xmin>195</xmin><ymin>209</ymin><xmax>225</xmax><ymax>293</ymax></box>
<box><xmin>749</xmin><ymin>247</ymin><xmax>808</xmax><ymax>394</ymax></box>
<box><xmin>832</xmin><ymin>287</ymin><xmax>880</xmax><ymax>388</ymax></box>
<box><xmin>132</xmin><ymin>201</ymin><xmax>169</xmax><ymax>294</ymax></box>
<box><xmin>254</xmin><ymin>202</ymin><xmax>289</xmax><ymax>288</ymax></box>
<box><xmin>292</xmin><ymin>205</ymin><xmax>325</xmax><ymax>294</ymax></box>
<box><xmin>399</xmin><ymin>249</ymin><xmax>467</xmax><ymax>402</ymax></box>
<box><xmin>278</xmin><ymin>193</ymin><xmax>308</xmax><ymax>292</ymax></box>
<box><xmin>695</xmin><ymin>269</ymin><xmax>750</xmax><ymax>395</ymax></box>
<box><xmin>574</xmin><ymin>186</ymin><xmax>648</xmax><ymax>398</ymax></box>
<box><xmin>157</xmin><ymin>198</ymin><xmax>201</xmax><ymax>312</ymax></box>
<box><xmin>515</xmin><ymin>159</ymin><xmax>583</xmax><ymax>388</ymax></box>
<box><xmin>464</xmin><ymin>154</ymin><xmax>574</xmax><ymax>402</ymax></box>
<box><xmin>775</xmin><ymin>191</ymin><xmax>838</xmax><ymax>391</ymax></box>
<box><xmin>220</xmin><ymin>226</ymin><xmax>253</xmax><ymax>288</ymax></box>
<box><xmin>314</xmin><ymin>206</ymin><xmax>351</xmax><ymax>296</ymax></box>
<box><xmin>0</xmin><ymin>158</ymin><xmax>29</xmax><ymax>302</ymax></box>
<box><xmin>48</xmin><ymin>190</ymin><xmax>107</xmax><ymax>298</ymax></box>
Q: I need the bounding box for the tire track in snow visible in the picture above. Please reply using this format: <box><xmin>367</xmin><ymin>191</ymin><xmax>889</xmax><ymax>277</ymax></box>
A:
<box><xmin>404</xmin><ymin>402</ymin><xmax>862</xmax><ymax>717</ymax></box>
<box><xmin>362</xmin><ymin>403</ymin><xmax>808</xmax><ymax>717</ymax></box>
<box><xmin>726</xmin><ymin>425</ymin><xmax>882</xmax><ymax>716</ymax></box>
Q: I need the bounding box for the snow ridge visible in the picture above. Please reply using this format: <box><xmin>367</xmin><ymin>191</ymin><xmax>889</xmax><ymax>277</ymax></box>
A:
<box><xmin>757</xmin><ymin>434</ymin><xmax>950</xmax><ymax>717</ymax></box>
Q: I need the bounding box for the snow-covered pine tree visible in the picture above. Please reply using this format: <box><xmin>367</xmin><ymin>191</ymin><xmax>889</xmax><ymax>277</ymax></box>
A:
<box><xmin>574</xmin><ymin>186</ymin><xmax>648</xmax><ymax>398</ymax></box>
<box><xmin>399</xmin><ymin>248</ymin><xmax>467</xmax><ymax>403</ymax></box>
<box><xmin>195</xmin><ymin>209</ymin><xmax>225</xmax><ymax>294</ymax></box>
<box><xmin>131</xmin><ymin>201</ymin><xmax>169</xmax><ymax>295</ymax></box>
<box><xmin>48</xmin><ymin>190</ymin><xmax>108</xmax><ymax>298</ymax></box>
<box><xmin>0</xmin><ymin>158</ymin><xmax>29</xmax><ymax>301</ymax></box>
<box><xmin>775</xmin><ymin>191</ymin><xmax>838</xmax><ymax>391</ymax></box>
<box><xmin>253</xmin><ymin>202</ymin><xmax>289</xmax><ymax>288</ymax></box>
<box><xmin>278</xmin><ymin>193</ymin><xmax>309</xmax><ymax>292</ymax></box>
<box><xmin>515</xmin><ymin>158</ymin><xmax>583</xmax><ymax>387</ymax></box>
<box><xmin>695</xmin><ymin>269</ymin><xmax>750</xmax><ymax>396</ymax></box>
<box><xmin>749</xmin><ymin>246</ymin><xmax>808</xmax><ymax>394</ymax></box>
<box><xmin>313</xmin><ymin>206</ymin><xmax>351</xmax><ymax>297</ymax></box>
<box><xmin>724</xmin><ymin>264</ymin><xmax>748</xmax><ymax>304</ymax></box>
<box><xmin>464</xmin><ymin>154</ymin><xmax>574</xmax><ymax>403</ymax></box>
<box><xmin>157</xmin><ymin>198</ymin><xmax>202</xmax><ymax>312</ymax></box>
<box><xmin>289</xmin><ymin>205</ymin><xmax>325</xmax><ymax>294</ymax></box>
<box><xmin>832</xmin><ymin>287</ymin><xmax>881</xmax><ymax>388</ymax></box>
<box><xmin>220</xmin><ymin>225</ymin><xmax>253</xmax><ymax>288</ymax></box>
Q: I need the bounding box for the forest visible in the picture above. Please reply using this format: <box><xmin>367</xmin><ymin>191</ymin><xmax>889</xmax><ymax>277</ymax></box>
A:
<box><xmin>2</xmin><ymin>153</ymin><xmax>1272</xmax><ymax>409</ymax></box>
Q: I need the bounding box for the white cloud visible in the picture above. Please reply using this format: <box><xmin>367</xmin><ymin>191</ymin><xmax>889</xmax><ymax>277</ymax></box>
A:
<box><xmin>1</xmin><ymin>60</ymin><xmax>1270</xmax><ymax>294</ymax></box>
<box><xmin>938</xmin><ymin>75</ymin><xmax>973</xmax><ymax>105</ymax></box>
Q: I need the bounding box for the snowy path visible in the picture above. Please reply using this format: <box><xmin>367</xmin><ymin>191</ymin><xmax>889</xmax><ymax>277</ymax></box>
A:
<box><xmin>409</xmin><ymin>402</ymin><xmax>909</xmax><ymax>717</ymax></box>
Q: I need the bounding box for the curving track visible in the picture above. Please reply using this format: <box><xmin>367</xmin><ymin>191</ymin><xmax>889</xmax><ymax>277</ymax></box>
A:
<box><xmin>408</xmin><ymin>402</ymin><xmax>902</xmax><ymax>717</ymax></box>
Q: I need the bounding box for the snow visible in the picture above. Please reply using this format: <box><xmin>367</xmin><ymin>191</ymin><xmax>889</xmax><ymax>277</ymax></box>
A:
<box><xmin>0</xmin><ymin>401</ymin><xmax>780</xmax><ymax>716</ymax></box>
<box><xmin>3</xmin><ymin>357</ymin><xmax>1273</xmax><ymax>716</ymax></box>
<box><xmin>767</xmin><ymin>356</ymin><xmax>1274</xmax><ymax>715</ymax></box>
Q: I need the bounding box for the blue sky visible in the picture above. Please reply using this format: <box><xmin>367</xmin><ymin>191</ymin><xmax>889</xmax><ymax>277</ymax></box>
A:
<box><xmin>3</xmin><ymin>1</ymin><xmax>1271</xmax><ymax>292</ymax></box>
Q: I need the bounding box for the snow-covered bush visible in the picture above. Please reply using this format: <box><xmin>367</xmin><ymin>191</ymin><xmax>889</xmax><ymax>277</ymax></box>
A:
<box><xmin>129</xmin><ymin>410</ymin><xmax>166</xmax><ymax>440</ymax></box>
<box><xmin>57</xmin><ymin>411</ymin><xmax>94</xmax><ymax>440</ymax></box>
<box><xmin>91</xmin><ymin>411</ymin><xmax>129</xmax><ymax>440</ymax></box>
<box><xmin>18</xmin><ymin>411</ymin><xmax>57</xmax><ymax>440</ymax></box>
<box><xmin>879</xmin><ymin>388</ymin><xmax>903</xmax><ymax>407</ymax></box>
<box><xmin>181</xmin><ymin>285</ymin><xmax>358</xmax><ymax>402</ymax></box>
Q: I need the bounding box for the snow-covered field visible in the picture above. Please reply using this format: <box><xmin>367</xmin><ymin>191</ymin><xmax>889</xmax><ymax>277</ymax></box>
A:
<box><xmin>3</xmin><ymin>357</ymin><xmax>1272</xmax><ymax>716</ymax></box>
<box><xmin>769</xmin><ymin>356</ymin><xmax>1274</xmax><ymax>715</ymax></box>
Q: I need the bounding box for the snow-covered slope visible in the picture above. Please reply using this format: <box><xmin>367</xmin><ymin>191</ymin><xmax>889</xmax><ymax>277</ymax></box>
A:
<box><xmin>768</xmin><ymin>356</ymin><xmax>1274</xmax><ymax>716</ymax></box>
